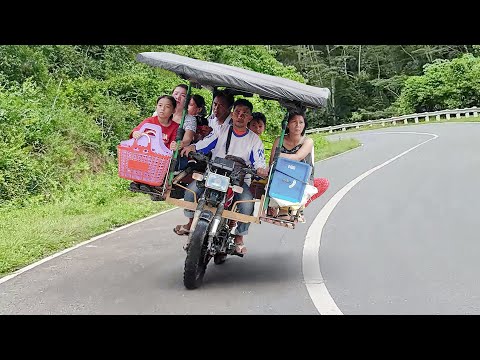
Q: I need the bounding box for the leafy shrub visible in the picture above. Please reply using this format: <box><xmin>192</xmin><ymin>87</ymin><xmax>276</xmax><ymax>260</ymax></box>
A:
<box><xmin>394</xmin><ymin>54</ymin><xmax>480</xmax><ymax>113</ymax></box>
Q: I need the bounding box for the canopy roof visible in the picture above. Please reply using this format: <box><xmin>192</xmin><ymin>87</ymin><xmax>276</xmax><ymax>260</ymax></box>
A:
<box><xmin>136</xmin><ymin>52</ymin><xmax>330</xmax><ymax>109</ymax></box>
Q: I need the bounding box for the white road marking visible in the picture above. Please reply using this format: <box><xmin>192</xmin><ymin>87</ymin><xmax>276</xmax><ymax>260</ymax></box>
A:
<box><xmin>303</xmin><ymin>131</ymin><xmax>439</xmax><ymax>315</ymax></box>
<box><xmin>0</xmin><ymin>207</ymin><xmax>178</xmax><ymax>285</ymax></box>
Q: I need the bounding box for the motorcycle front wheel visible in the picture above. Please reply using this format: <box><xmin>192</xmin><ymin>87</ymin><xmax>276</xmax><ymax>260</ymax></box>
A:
<box><xmin>214</xmin><ymin>253</ymin><xmax>227</xmax><ymax>265</ymax></box>
<box><xmin>183</xmin><ymin>218</ymin><xmax>210</xmax><ymax>289</ymax></box>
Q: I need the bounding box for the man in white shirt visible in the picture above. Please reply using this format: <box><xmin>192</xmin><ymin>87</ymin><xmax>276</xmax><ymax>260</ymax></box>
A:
<box><xmin>207</xmin><ymin>90</ymin><xmax>234</xmax><ymax>134</ymax></box>
<box><xmin>174</xmin><ymin>99</ymin><xmax>268</xmax><ymax>255</ymax></box>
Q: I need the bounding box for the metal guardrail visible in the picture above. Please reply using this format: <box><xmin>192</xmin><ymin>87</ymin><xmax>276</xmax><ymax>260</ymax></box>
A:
<box><xmin>306</xmin><ymin>106</ymin><xmax>480</xmax><ymax>134</ymax></box>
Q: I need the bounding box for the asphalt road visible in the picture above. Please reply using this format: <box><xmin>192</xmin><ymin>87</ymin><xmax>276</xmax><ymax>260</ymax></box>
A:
<box><xmin>2</xmin><ymin>123</ymin><xmax>480</xmax><ymax>314</ymax></box>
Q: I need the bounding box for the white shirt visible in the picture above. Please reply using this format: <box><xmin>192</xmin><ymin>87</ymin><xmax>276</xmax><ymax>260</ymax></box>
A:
<box><xmin>194</xmin><ymin>124</ymin><xmax>266</xmax><ymax>179</ymax></box>
<box><xmin>208</xmin><ymin>114</ymin><xmax>232</xmax><ymax>134</ymax></box>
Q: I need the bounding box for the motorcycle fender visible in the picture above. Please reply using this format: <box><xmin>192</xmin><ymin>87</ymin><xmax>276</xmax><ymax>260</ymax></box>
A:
<box><xmin>199</xmin><ymin>210</ymin><xmax>214</xmax><ymax>223</ymax></box>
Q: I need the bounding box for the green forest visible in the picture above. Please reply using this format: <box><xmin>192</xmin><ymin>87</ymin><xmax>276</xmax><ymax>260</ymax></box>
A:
<box><xmin>1</xmin><ymin>44</ymin><xmax>479</xmax><ymax>275</ymax></box>
<box><xmin>271</xmin><ymin>45</ymin><xmax>480</xmax><ymax>126</ymax></box>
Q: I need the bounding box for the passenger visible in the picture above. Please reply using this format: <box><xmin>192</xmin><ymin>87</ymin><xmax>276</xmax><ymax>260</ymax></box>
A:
<box><xmin>207</xmin><ymin>90</ymin><xmax>234</xmax><ymax>134</ymax></box>
<box><xmin>164</xmin><ymin>85</ymin><xmax>202</xmax><ymax>171</ymax></box>
<box><xmin>248</xmin><ymin>112</ymin><xmax>266</xmax><ymax>136</ymax></box>
<box><xmin>188</xmin><ymin>94</ymin><xmax>212</xmax><ymax>143</ymax></box>
<box><xmin>247</xmin><ymin>112</ymin><xmax>268</xmax><ymax>199</ymax></box>
<box><xmin>170</xmin><ymin>84</ymin><xmax>198</xmax><ymax>149</ymax></box>
<box><xmin>129</xmin><ymin>95</ymin><xmax>179</xmax><ymax>194</ymax></box>
<box><xmin>153</xmin><ymin>84</ymin><xmax>198</xmax><ymax>149</ymax></box>
<box><xmin>268</xmin><ymin>110</ymin><xmax>329</xmax><ymax>220</ymax></box>
<box><xmin>130</xmin><ymin>95</ymin><xmax>178</xmax><ymax>148</ymax></box>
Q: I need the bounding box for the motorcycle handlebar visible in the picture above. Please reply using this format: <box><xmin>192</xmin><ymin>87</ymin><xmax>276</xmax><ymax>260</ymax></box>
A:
<box><xmin>189</xmin><ymin>152</ymin><xmax>266</xmax><ymax>180</ymax></box>
<box><xmin>240</xmin><ymin>167</ymin><xmax>267</xmax><ymax>180</ymax></box>
<box><xmin>189</xmin><ymin>151</ymin><xmax>210</xmax><ymax>163</ymax></box>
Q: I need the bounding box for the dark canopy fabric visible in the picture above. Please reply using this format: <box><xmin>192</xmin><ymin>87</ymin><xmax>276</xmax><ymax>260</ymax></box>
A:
<box><xmin>136</xmin><ymin>52</ymin><xmax>330</xmax><ymax>109</ymax></box>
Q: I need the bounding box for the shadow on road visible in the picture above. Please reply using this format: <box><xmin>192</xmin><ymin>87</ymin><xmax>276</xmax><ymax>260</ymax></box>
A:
<box><xmin>200</xmin><ymin>252</ymin><xmax>300</xmax><ymax>289</ymax></box>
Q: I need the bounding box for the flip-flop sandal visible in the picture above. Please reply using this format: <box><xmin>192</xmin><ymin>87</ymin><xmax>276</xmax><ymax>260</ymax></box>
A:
<box><xmin>173</xmin><ymin>225</ymin><xmax>190</xmax><ymax>236</ymax></box>
<box><xmin>234</xmin><ymin>244</ymin><xmax>247</xmax><ymax>255</ymax></box>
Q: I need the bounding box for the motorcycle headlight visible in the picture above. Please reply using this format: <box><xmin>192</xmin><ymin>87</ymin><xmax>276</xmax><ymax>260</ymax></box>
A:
<box><xmin>205</xmin><ymin>173</ymin><xmax>230</xmax><ymax>192</ymax></box>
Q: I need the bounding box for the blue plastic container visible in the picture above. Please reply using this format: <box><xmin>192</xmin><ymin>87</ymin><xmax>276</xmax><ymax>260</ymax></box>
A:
<box><xmin>268</xmin><ymin>158</ymin><xmax>312</xmax><ymax>203</ymax></box>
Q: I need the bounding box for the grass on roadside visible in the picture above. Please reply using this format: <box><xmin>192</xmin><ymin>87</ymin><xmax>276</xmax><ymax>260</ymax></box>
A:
<box><xmin>0</xmin><ymin>171</ymin><xmax>171</xmax><ymax>277</ymax></box>
<box><xmin>310</xmin><ymin>133</ymin><xmax>361</xmax><ymax>162</ymax></box>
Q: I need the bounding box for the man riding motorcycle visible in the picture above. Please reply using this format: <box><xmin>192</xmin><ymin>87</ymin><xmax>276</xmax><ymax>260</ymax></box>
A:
<box><xmin>173</xmin><ymin>98</ymin><xmax>269</xmax><ymax>255</ymax></box>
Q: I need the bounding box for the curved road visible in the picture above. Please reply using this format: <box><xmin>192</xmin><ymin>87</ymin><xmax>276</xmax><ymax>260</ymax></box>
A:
<box><xmin>1</xmin><ymin>123</ymin><xmax>480</xmax><ymax>314</ymax></box>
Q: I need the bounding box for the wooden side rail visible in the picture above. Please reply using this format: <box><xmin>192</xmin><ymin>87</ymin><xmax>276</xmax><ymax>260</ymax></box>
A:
<box><xmin>165</xmin><ymin>190</ymin><xmax>264</xmax><ymax>224</ymax></box>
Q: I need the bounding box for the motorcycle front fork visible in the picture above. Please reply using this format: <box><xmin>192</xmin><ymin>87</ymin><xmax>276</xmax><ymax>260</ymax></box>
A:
<box><xmin>189</xmin><ymin>198</ymin><xmax>206</xmax><ymax>236</ymax></box>
<box><xmin>193</xmin><ymin>196</ymin><xmax>237</xmax><ymax>256</ymax></box>
<box><xmin>207</xmin><ymin>221</ymin><xmax>237</xmax><ymax>256</ymax></box>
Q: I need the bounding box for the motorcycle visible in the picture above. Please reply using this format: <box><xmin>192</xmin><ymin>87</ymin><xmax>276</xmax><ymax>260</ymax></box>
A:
<box><xmin>173</xmin><ymin>151</ymin><xmax>263</xmax><ymax>289</ymax></box>
<box><xmin>129</xmin><ymin>51</ymin><xmax>331</xmax><ymax>289</ymax></box>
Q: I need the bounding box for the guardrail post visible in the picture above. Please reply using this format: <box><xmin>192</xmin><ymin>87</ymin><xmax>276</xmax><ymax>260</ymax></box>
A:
<box><xmin>466</xmin><ymin>112</ymin><xmax>470</xmax><ymax>118</ymax></box>
<box><xmin>404</xmin><ymin>119</ymin><xmax>408</xmax><ymax>124</ymax></box>
<box><xmin>392</xmin><ymin>120</ymin><xmax>396</xmax><ymax>126</ymax></box>
<box><xmin>474</xmin><ymin>110</ymin><xmax>478</xmax><ymax>117</ymax></box>
<box><xmin>342</xmin><ymin>126</ymin><xmax>346</xmax><ymax>131</ymax></box>
<box><xmin>446</xmin><ymin>113</ymin><xmax>450</xmax><ymax>120</ymax></box>
<box><xmin>436</xmin><ymin>114</ymin><xmax>440</xmax><ymax>121</ymax></box>
<box><xmin>381</xmin><ymin>121</ymin><xmax>385</xmax><ymax>126</ymax></box>
<box><xmin>425</xmin><ymin>115</ymin><xmax>429</xmax><ymax>122</ymax></box>
<box><xmin>329</xmin><ymin>126</ymin><xmax>333</xmax><ymax>133</ymax></box>
<box><xmin>456</xmin><ymin>112</ymin><xmax>461</xmax><ymax>119</ymax></box>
